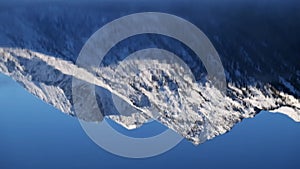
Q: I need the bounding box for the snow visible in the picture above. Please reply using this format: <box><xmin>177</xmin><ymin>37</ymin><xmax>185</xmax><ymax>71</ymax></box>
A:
<box><xmin>270</xmin><ymin>106</ymin><xmax>300</xmax><ymax>122</ymax></box>
<box><xmin>0</xmin><ymin>3</ymin><xmax>299</xmax><ymax>145</ymax></box>
<box><xmin>0</xmin><ymin>47</ymin><xmax>299</xmax><ymax>145</ymax></box>
<box><xmin>279</xmin><ymin>76</ymin><xmax>298</xmax><ymax>95</ymax></box>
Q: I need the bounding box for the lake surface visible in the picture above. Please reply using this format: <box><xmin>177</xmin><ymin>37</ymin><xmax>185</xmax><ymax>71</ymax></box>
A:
<box><xmin>0</xmin><ymin>73</ymin><xmax>299</xmax><ymax>169</ymax></box>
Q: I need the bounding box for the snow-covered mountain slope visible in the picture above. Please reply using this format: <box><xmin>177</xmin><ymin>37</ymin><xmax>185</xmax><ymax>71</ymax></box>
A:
<box><xmin>0</xmin><ymin>2</ymin><xmax>299</xmax><ymax>144</ymax></box>
<box><xmin>1</xmin><ymin>47</ymin><xmax>299</xmax><ymax>144</ymax></box>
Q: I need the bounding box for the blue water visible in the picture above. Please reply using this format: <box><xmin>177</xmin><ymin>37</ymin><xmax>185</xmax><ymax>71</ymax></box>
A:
<box><xmin>0</xmin><ymin>73</ymin><xmax>299</xmax><ymax>169</ymax></box>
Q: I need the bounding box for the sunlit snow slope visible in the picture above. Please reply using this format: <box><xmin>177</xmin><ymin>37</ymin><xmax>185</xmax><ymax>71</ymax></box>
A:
<box><xmin>0</xmin><ymin>2</ymin><xmax>299</xmax><ymax>144</ymax></box>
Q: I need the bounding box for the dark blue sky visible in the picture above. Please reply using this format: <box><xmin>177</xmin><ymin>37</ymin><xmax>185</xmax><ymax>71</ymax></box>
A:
<box><xmin>0</xmin><ymin>73</ymin><xmax>299</xmax><ymax>169</ymax></box>
<box><xmin>0</xmin><ymin>1</ymin><xmax>299</xmax><ymax>168</ymax></box>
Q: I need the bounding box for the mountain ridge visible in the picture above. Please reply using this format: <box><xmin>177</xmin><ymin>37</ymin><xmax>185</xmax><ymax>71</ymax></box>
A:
<box><xmin>0</xmin><ymin>3</ymin><xmax>299</xmax><ymax>144</ymax></box>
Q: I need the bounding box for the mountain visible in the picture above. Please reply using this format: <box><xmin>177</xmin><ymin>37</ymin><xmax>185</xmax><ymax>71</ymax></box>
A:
<box><xmin>0</xmin><ymin>1</ymin><xmax>299</xmax><ymax>144</ymax></box>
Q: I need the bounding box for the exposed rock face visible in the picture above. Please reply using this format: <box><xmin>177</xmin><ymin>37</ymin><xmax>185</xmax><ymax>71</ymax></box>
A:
<box><xmin>0</xmin><ymin>1</ymin><xmax>299</xmax><ymax>144</ymax></box>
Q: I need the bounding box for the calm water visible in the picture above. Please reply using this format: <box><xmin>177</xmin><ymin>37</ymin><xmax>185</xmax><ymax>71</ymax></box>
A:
<box><xmin>0</xmin><ymin>73</ymin><xmax>299</xmax><ymax>169</ymax></box>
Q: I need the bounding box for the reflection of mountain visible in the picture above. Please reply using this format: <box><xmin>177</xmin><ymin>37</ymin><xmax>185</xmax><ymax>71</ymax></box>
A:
<box><xmin>0</xmin><ymin>2</ymin><xmax>299</xmax><ymax>144</ymax></box>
